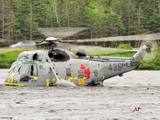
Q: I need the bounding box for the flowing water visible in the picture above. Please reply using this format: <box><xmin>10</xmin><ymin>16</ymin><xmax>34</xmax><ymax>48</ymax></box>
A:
<box><xmin>0</xmin><ymin>69</ymin><xmax>160</xmax><ymax>120</ymax></box>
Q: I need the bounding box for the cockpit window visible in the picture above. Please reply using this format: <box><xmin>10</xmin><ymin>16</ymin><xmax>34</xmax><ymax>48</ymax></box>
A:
<box><xmin>32</xmin><ymin>53</ymin><xmax>38</xmax><ymax>60</ymax></box>
<box><xmin>48</xmin><ymin>49</ymin><xmax>70</xmax><ymax>62</ymax></box>
<box><xmin>76</xmin><ymin>51</ymin><xmax>87</xmax><ymax>58</ymax></box>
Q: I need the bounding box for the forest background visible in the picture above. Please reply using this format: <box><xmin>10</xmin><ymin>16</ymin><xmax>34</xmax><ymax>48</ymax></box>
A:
<box><xmin>0</xmin><ymin>0</ymin><xmax>160</xmax><ymax>69</ymax></box>
<box><xmin>0</xmin><ymin>0</ymin><xmax>160</xmax><ymax>41</ymax></box>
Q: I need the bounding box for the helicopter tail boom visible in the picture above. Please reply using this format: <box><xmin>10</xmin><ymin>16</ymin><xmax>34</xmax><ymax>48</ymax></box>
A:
<box><xmin>133</xmin><ymin>42</ymin><xmax>151</xmax><ymax>62</ymax></box>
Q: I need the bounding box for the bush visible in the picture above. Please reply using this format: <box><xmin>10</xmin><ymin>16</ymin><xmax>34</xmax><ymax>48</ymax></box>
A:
<box><xmin>118</xmin><ymin>43</ymin><xmax>133</xmax><ymax>50</ymax></box>
<box><xmin>0</xmin><ymin>49</ymin><xmax>24</xmax><ymax>68</ymax></box>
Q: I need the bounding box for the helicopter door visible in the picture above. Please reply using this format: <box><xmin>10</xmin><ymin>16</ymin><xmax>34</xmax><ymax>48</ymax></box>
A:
<box><xmin>48</xmin><ymin>49</ymin><xmax>70</xmax><ymax>62</ymax></box>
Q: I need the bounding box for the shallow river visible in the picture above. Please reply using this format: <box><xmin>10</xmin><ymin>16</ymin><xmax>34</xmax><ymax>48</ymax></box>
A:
<box><xmin>0</xmin><ymin>69</ymin><xmax>160</xmax><ymax>120</ymax></box>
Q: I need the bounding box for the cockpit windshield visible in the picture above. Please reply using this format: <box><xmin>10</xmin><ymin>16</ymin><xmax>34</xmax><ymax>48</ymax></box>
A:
<box><xmin>48</xmin><ymin>49</ymin><xmax>70</xmax><ymax>62</ymax></box>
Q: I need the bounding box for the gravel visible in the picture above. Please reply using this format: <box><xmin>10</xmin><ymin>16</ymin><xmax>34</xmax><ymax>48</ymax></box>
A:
<box><xmin>0</xmin><ymin>70</ymin><xmax>160</xmax><ymax>120</ymax></box>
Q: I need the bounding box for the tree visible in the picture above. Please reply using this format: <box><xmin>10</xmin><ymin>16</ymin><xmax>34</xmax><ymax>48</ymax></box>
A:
<box><xmin>0</xmin><ymin>0</ymin><xmax>16</xmax><ymax>41</ymax></box>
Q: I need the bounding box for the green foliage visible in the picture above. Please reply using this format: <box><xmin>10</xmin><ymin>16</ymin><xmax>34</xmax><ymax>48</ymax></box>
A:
<box><xmin>83</xmin><ymin>0</ymin><xmax>124</xmax><ymax>36</ymax></box>
<box><xmin>1</xmin><ymin>0</ymin><xmax>160</xmax><ymax>39</ymax></box>
<box><xmin>144</xmin><ymin>15</ymin><xmax>160</xmax><ymax>32</ymax></box>
<box><xmin>84</xmin><ymin>0</ymin><xmax>106</xmax><ymax>26</ymax></box>
<box><xmin>118</xmin><ymin>43</ymin><xmax>133</xmax><ymax>50</ymax></box>
<box><xmin>0</xmin><ymin>49</ymin><xmax>24</xmax><ymax>68</ymax></box>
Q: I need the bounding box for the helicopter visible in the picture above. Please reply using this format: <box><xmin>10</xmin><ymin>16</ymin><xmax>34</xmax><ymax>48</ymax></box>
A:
<box><xmin>5</xmin><ymin>37</ymin><xmax>151</xmax><ymax>87</ymax></box>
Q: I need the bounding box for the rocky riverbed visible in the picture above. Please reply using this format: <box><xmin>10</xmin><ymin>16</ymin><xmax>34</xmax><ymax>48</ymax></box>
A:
<box><xmin>0</xmin><ymin>69</ymin><xmax>160</xmax><ymax>120</ymax></box>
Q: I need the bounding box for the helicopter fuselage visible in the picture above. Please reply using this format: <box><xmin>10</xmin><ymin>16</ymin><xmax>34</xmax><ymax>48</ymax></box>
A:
<box><xmin>54</xmin><ymin>58</ymin><xmax>138</xmax><ymax>86</ymax></box>
<box><xmin>5</xmin><ymin>42</ymin><xmax>150</xmax><ymax>87</ymax></box>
